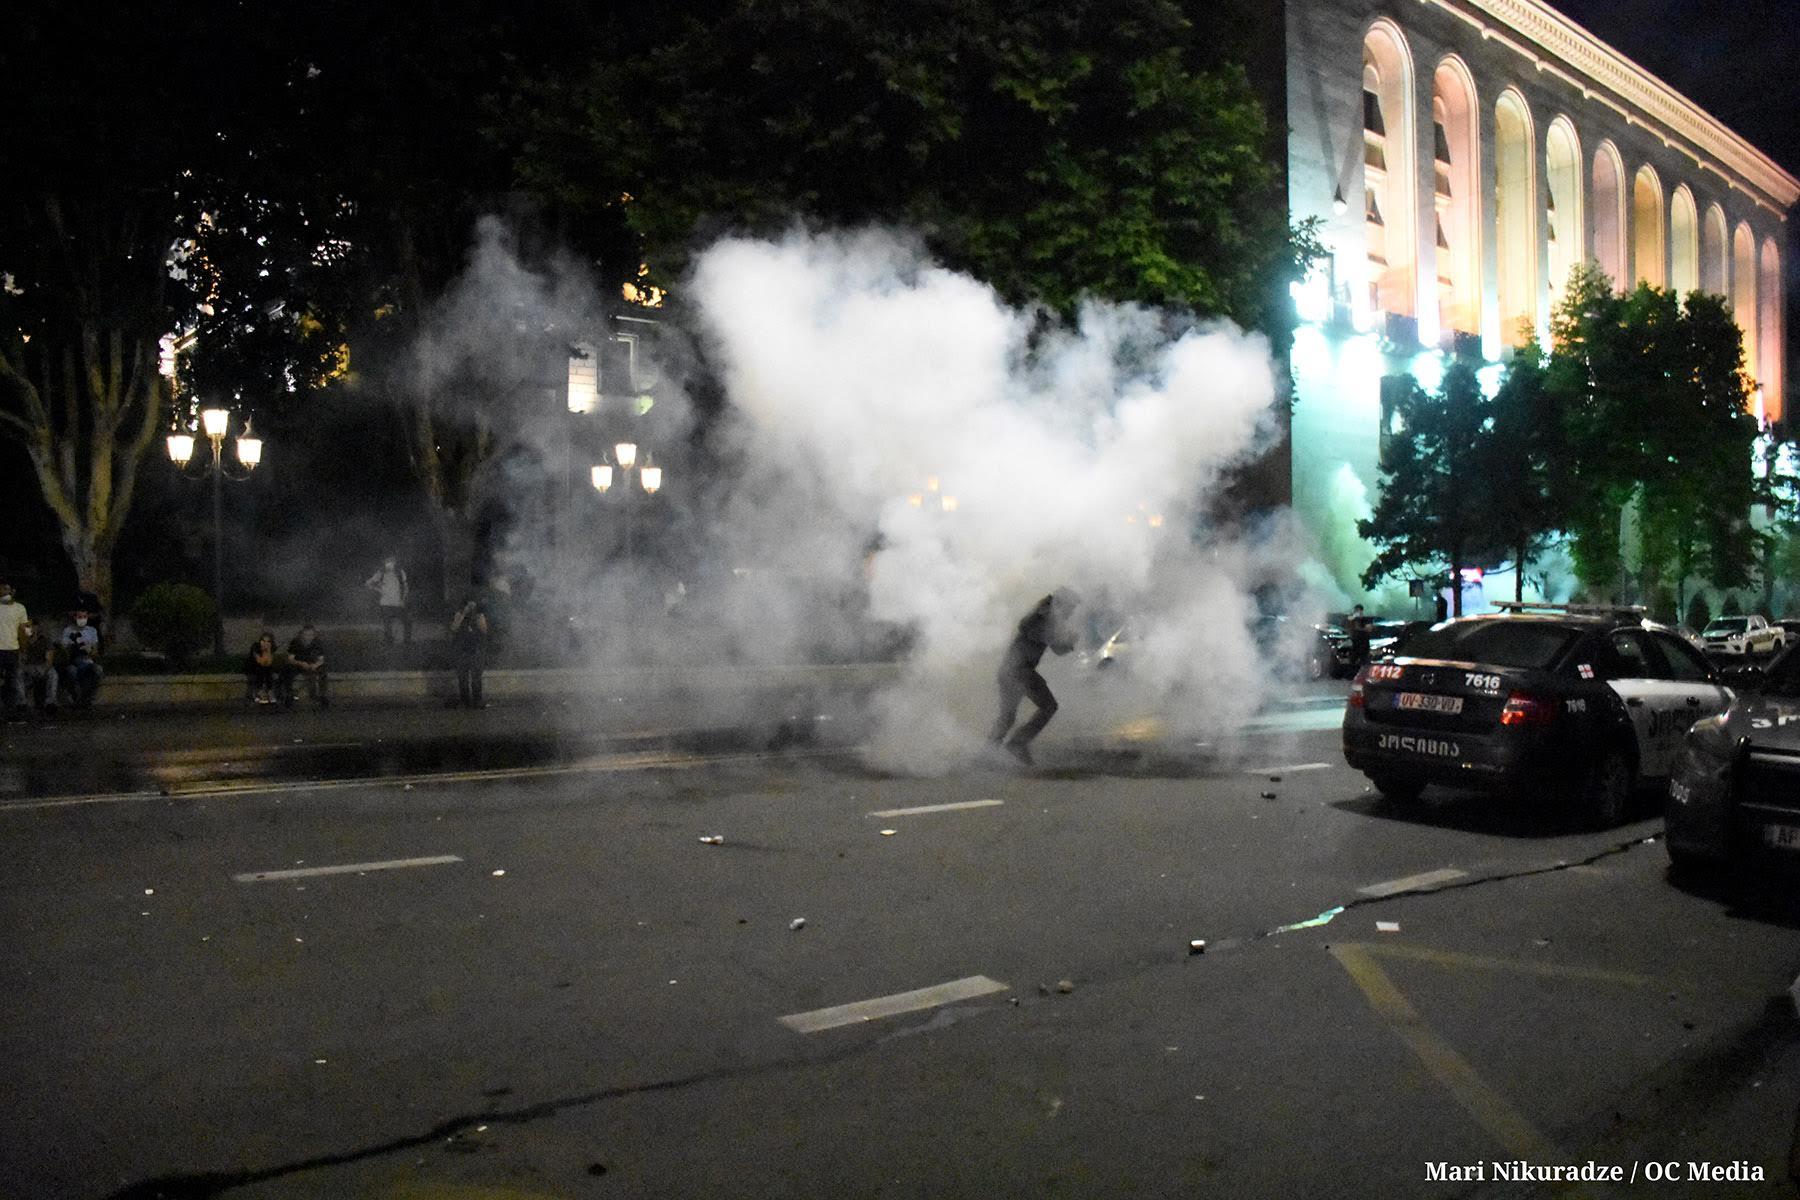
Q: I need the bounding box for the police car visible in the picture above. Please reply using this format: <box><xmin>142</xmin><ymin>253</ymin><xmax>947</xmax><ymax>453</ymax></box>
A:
<box><xmin>1341</xmin><ymin>603</ymin><xmax>1733</xmax><ymax>827</ymax></box>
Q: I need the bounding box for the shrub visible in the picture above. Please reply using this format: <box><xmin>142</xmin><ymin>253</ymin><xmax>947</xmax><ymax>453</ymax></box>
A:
<box><xmin>1684</xmin><ymin>593</ymin><xmax>1712</xmax><ymax>631</ymax></box>
<box><xmin>1721</xmin><ymin>592</ymin><xmax>1742</xmax><ymax>617</ymax></box>
<box><xmin>1649</xmin><ymin>586</ymin><xmax>1677</xmax><ymax>626</ymax></box>
<box><xmin>130</xmin><ymin>583</ymin><xmax>219</xmax><ymax>665</ymax></box>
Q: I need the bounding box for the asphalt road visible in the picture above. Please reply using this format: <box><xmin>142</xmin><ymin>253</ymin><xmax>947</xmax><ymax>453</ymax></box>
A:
<box><xmin>4</xmin><ymin>705</ymin><xmax>1799</xmax><ymax>1199</ymax></box>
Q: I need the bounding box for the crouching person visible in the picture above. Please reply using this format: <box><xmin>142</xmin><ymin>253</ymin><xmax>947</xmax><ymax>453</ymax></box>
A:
<box><xmin>286</xmin><ymin>624</ymin><xmax>329</xmax><ymax>708</ymax></box>
<box><xmin>61</xmin><ymin>609</ymin><xmax>104</xmax><ymax>708</ymax></box>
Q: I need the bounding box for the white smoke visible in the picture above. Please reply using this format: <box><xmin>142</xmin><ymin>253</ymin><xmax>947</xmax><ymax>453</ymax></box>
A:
<box><xmin>688</xmin><ymin>229</ymin><xmax>1327</xmax><ymax>773</ymax></box>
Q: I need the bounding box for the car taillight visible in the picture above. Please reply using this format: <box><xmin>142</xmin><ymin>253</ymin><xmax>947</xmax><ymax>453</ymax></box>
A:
<box><xmin>1348</xmin><ymin>666</ymin><xmax>1368</xmax><ymax>708</ymax></box>
<box><xmin>1500</xmin><ymin>692</ymin><xmax>1556</xmax><ymax>727</ymax></box>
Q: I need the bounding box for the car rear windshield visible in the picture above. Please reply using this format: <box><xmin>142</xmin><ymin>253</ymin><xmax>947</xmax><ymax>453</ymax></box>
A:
<box><xmin>1394</xmin><ymin>621</ymin><xmax>1577</xmax><ymax>669</ymax></box>
<box><xmin>1704</xmin><ymin>618</ymin><xmax>1748</xmax><ymax>633</ymax></box>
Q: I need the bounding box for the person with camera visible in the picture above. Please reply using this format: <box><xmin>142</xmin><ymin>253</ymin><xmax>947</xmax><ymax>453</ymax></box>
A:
<box><xmin>448</xmin><ymin>595</ymin><xmax>490</xmax><ymax>709</ymax></box>
<box><xmin>60</xmin><ymin>607</ymin><xmax>103</xmax><ymax>708</ymax></box>
<box><xmin>285</xmin><ymin>624</ymin><xmax>329</xmax><ymax>708</ymax></box>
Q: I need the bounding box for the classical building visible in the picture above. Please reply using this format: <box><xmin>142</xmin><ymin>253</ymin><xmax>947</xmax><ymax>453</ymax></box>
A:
<box><xmin>1277</xmin><ymin>0</ymin><xmax>1798</xmax><ymax>599</ymax></box>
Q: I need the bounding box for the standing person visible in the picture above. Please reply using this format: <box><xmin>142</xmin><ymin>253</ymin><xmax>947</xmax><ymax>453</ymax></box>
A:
<box><xmin>60</xmin><ymin>608</ymin><xmax>104</xmax><ymax>707</ymax></box>
<box><xmin>0</xmin><ymin>582</ymin><xmax>27</xmax><ymax>718</ymax></box>
<box><xmin>449</xmin><ymin>596</ymin><xmax>490</xmax><ymax>709</ymax></box>
<box><xmin>988</xmin><ymin>588</ymin><xmax>1081</xmax><ymax>766</ymax></box>
<box><xmin>244</xmin><ymin>631</ymin><xmax>280</xmax><ymax>705</ymax></box>
<box><xmin>19</xmin><ymin>618</ymin><xmax>60</xmax><ymax>712</ymax></box>
<box><xmin>286</xmin><ymin>624</ymin><xmax>329</xmax><ymax>708</ymax></box>
<box><xmin>1433</xmin><ymin>591</ymin><xmax>1449</xmax><ymax>624</ymax></box>
<box><xmin>1348</xmin><ymin>603</ymin><xmax>1372</xmax><ymax>666</ymax></box>
<box><xmin>365</xmin><ymin>554</ymin><xmax>411</xmax><ymax>645</ymax></box>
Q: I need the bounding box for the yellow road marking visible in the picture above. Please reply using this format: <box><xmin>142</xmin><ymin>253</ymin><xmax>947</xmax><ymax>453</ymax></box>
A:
<box><xmin>1354</xmin><ymin>941</ymin><xmax>1658</xmax><ymax>989</ymax></box>
<box><xmin>1332</xmin><ymin>942</ymin><xmax>1596</xmax><ymax>1196</ymax></box>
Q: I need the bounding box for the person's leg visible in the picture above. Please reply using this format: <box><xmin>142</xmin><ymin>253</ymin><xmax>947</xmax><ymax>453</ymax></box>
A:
<box><xmin>314</xmin><ymin>668</ymin><xmax>329</xmax><ymax>707</ymax></box>
<box><xmin>455</xmin><ymin>656</ymin><xmax>472</xmax><ymax>706</ymax></box>
<box><xmin>84</xmin><ymin>662</ymin><xmax>103</xmax><ymax>706</ymax></box>
<box><xmin>382</xmin><ymin>608</ymin><xmax>398</xmax><ymax>644</ymax></box>
<box><xmin>469</xmin><ymin>659</ymin><xmax>484</xmax><ymax>707</ymax></box>
<box><xmin>989</xmin><ymin>670</ymin><xmax>1026</xmax><ymax>743</ymax></box>
<box><xmin>0</xmin><ymin>650</ymin><xmax>21</xmax><ymax>711</ymax></box>
<box><xmin>400</xmin><ymin>608</ymin><xmax>412</xmax><ymax>645</ymax></box>
<box><xmin>1008</xmin><ymin>669</ymin><xmax>1059</xmax><ymax>746</ymax></box>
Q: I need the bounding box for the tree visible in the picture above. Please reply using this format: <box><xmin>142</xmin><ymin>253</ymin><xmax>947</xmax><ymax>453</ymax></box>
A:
<box><xmin>504</xmin><ymin>0</ymin><xmax>1316</xmax><ymax>337</ymax></box>
<box><xmin>1483</xmin><ymin>342</ymin><xmax>1564</xmax><ymax>601</ymax></box>
<box><xmin>1359</xmin><ymin>362</ymin><xmax>1490</xmax><ymax>616</ymax></box>
<box><xmin>0</xmin><ymin>5</ymin><xmax>305</xmax><ymax>608</ymax></box>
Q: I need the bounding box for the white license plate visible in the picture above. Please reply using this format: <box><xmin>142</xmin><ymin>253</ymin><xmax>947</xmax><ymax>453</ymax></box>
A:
<box><xmin>1762</xmin><ymin>824</ymin><xmax>1800</xmax><ymax>851</ymax></box>
<box><xmin>1397</xmin><ymin>692</ymin><xmax>1463</xmax><ymax>714</ymax></box>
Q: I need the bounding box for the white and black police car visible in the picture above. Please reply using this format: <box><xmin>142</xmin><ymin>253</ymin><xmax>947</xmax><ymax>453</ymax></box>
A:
<box><xmin>1342</xmin><ymin>603</ymin><xmax>1733</xmax><ymax>827</ymax></box>
<box><xmin>1665</xmin><ymin>642</ymin><xmax>1800</xmax><ymax>872</ymax></box>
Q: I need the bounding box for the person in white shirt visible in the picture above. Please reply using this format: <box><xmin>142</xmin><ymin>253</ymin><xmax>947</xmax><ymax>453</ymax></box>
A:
<box><xmin>365</xmin><ymin>555</ymin><xmax>411</xmax><ymax>645</ymax></box>
<box><xmin>0</xmin><ymin>582</ymin><xmax>28</xmax><ymax>715</ymax></box>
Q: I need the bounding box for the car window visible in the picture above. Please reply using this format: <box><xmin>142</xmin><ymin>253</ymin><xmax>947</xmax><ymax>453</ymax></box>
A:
<box><xmin>1396</xmin><ymin>621</ymin><xmax>1578</xmax><ymax>669</ymax></box>
<box><xmin>1650</xmin><ymin>632</ymin><xmax>1714</xmax><ymax>683</ymax></box>
<box><xmin>1603</xmin><ymin>630</ymin><xmax>1656</xmax><ymax>680</ymax></box>
<box><xmin>1704</xmin><ymin>618</ymin><xmax>1747</xmax><ymax>634</ymax></box>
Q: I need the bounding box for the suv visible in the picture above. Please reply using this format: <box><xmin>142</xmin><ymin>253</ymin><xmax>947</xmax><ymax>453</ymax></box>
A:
<box><xmin>1699</xmin><ymin>614</ymin><xmax>1783</xmax><ymax>658</ymax></box>
<box><xmin>1342</xmin><ymin>603</ymin><xmax>1732</xmax><ymax>826</ymax></box>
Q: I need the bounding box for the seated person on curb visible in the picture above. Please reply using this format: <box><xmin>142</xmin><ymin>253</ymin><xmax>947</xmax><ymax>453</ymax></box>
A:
<box><xmin>245</xmin><ymin>631</ymin><xmax>281</xmax><ymax>705</ymax></box>
<box><xmin>285</xmin><ymin>624</ymin><xmax>328</xmax><ymax>708</ymax></box>
<box><xmin>60</xmin><ymin>609</ymin><xmax>103</xmax><ymax>708</ymax></box>
<box><xmin>20</xmin><ymin>619</ymin><xmax>60</xmax><ymax>712</ymax></box>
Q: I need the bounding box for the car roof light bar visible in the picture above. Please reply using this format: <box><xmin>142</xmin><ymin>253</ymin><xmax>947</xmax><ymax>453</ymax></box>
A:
<box><xmin>1492</xmin><ymin>601</ymin><xmax>1648</xmax><ymax>618</ymax></box>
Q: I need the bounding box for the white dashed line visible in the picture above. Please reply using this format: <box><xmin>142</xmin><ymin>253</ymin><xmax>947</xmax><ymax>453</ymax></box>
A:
<box><xmin>866</xmin><ymin>799</ymin><xmax>1004</xmax><ymax>818</ymax></box>
<box><xmin>779</xmin><ymin>975</ymin><xmax>1009</xmax><ymax>1033</ymax></box>
<box><xmin>1356</xmin><ymin>867</ymin><xmax>1469</xmax><ymax>898</ymax></box>
<box><xmin>233</xmin><ymin>855</ymin><xmax>463</xmax><ymax>883</ymax></box>
<box><xmin>1243</xmin><ymin>762</ymin><xmax>1332</xmax><ymax>776</ymax></box>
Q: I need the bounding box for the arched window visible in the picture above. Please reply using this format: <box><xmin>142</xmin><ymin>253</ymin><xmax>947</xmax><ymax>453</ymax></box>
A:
<box><xmin>1631</xmin><ymin>166</ymin><xmax>1665</xmax><ymax>287</ymax></box>
<box><xmin>1702</xmin><ymin>204</ymin><xmax>1729</xmax><ymax>296</ymax></box>
<box><xmin>1544</xmin><ymin>117</ymin><xmax>1583</xmax><ymax>301</ymax></box>
<box><xmin>1495</xmin><ymin>90</ymin><xmax>1537</xmax><ymax>346</ymax></box>
<box><xmin>1760</xmin><ymin>238</ymin><xmax>1784</xmax><ymax>424</ymax></box>
<box><xmin>1432</xmin><ymin>57</ymin><xmax>1481</xmax><ymax>338</ymax></box>
<box><xmin>1669</xmin><ymin>187</ymin><xmax>1698</xmax><ymax>297</ymax></box>
<box><xmin>1591</xmin><ymin>142</ymin><xmax>1626</xmax><ymax>290</ymax></box>
<box><xmin>1362</xmin><ymin>22</ymin><xmax>1417</xmax><ymax>322</ymax></box>
<box><xmin>1733</xmin><ymin>222</ymin><xmax>1759</xmax><ymax>398</ymax></box>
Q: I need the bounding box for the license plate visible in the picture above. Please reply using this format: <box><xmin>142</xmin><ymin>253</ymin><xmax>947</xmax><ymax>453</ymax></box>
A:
<box><xmin>1762</xmin><ymin>824</ymin><xmax>1800</xmax><ymax>851</ymax></box>
<box><xmin>1396</xmin><ymin>692</ymin><xmax>1463</xmax><ymax>714</ymax></box>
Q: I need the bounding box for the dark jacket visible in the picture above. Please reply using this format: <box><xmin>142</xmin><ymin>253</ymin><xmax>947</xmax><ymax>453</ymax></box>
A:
<box><xmin>288</xmin><ymin>636</ymin><xmax>325</xmax><ymax>667</ymax></box>
<box><xmin>1005</xmin><ymin>594</ymin><xmax>1077</xmax><ymax>672</ymax></box>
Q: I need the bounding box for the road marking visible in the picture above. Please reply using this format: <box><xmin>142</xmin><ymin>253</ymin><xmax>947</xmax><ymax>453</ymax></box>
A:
<box><xmin>234</xmin><ymin>855</ymin><xmax>463</xmax><ymax>883</ymax></box>
<box><xmin>1243</xmin><ymin>762</ymin><xmax>1331</xmax><ymax>776</ymax></box>
<box><xmin>866</xmin><ymin>799</ymin><xmax>1004</xmax><ymax>818</ymax></box>
<box><xmin>1243</xmin><ymin>709</ymin><xmax>1343</xmax><ymax>733</ymax></box>
<box><xmin>1330</xmin><ymin>944</ymin><xmax>1575</xmax><ymax>1170</ymax></box>
<box><xmin>1356</xmin><ymin>867</ymin><xmax>1469</xmax><ymax>897</ymax></box>
<box><xmin>780</xmin><ymin>975</ymin><xmax>1008</xmax><ymax>1033</ymax></box>
<box><xmin>1353</xmin><ymin>942</ymin><xmax>1657</xmax><ymax>988</ymax></box>
<box><xmin>0</xmin><ymin>748</ymin><xmax>840</xmax><ymax>813</ymax></box>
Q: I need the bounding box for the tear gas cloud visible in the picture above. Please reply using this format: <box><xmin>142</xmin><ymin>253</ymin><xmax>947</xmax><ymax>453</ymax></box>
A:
<box><xmin>687</xmin><ymin>229</ymin><xmax>1330</xmax><ymax>773</ymax></box>
<box><xmin>410</xmin><ymin>224</ymin><xmax>1333</xmax><ymax>774</ymax></box>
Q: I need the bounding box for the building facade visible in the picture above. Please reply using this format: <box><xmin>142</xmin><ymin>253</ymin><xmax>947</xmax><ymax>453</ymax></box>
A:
<box><xmin>1282</xmin><ymin>0</ymin><xmax>1799</xmax><ymax>600</ymax></box>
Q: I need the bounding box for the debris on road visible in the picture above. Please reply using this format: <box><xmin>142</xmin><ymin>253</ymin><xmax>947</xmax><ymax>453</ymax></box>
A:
<box><xmin>789</xmin><ymin>918</ymin><xmax>806</xmax><ymax>930</ymax></box>
<box><xmin>698</xmin><ymin>835</ymin><xmax>724</xmax><ymax>845</ymax></box>
<box><xmin>492</xmin><ymin>869</ymin><xmax>506</xmax><ymax>877</ymax></box>
<box><xmin>1260</xmin><ymin>791</ymin><xmax>1277</xmax><ymax>800</ymax></box>
<box><xmin>1269</xmin><ymin>775</ymin><xmax>1282</xmax><ymax>783</ymax></box>
<box><xmin>879</xmin><ymin>829</ymin><xmax>897</xmax><ymax>837</ymax></box>
<box><xmin>1270</xmin><ymin>905</ymin><xmax>1344</xmax><ymax>935</ymax></box>
<box><xmin>1056</xmin><ymin>979</ymin><xmax>1074</xmax><ymax>994</ymax></box>
<box><xmin>1189</xmin><ymin>939</ymin><xmax>1207</xmax><ymax>955</ymax></box>
<box><xmin>143</xmin><ymin>888</ymin><xmax>154</xmax><ymax>895</ymax></box>
<box><xmin>1376</xmin><ymin>921</ymin><xmax>1400</xmax><ymax>933</ymax></box>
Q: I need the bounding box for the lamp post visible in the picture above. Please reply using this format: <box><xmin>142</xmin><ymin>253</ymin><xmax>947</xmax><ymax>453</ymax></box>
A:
<box><xmin>168</xmin><ymin>407</ymin><xmax>264</xmax><ymax>655</ymax></box>
<box><xmin>590</xmin><ymin>442</ymin><xmax>665</xmax><ymax>563</ymax></box>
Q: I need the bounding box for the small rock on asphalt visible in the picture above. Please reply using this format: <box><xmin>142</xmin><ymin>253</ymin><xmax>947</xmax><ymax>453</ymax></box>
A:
<box><xmin>1056</xmin><ymin>979</ymin><xmax>1074</xmax><ymax>994</ymax></box>
<box><xmin>1260</xmin><ymin>791</ymin><xmax>1278</xmax><ymax>800</ymax></box>
<box><xmin>789</xmin><ymin>918</ymin><xmax>806</xmax><ymax>930</ymax></box>
<box><xmin>1189</xmin><ymin>940</ymin><xmax>1206</xmax><ymax>955</ymax></box>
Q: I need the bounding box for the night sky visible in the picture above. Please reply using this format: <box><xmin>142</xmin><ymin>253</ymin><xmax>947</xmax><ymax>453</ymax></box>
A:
<box><xmin>1548</xmin><ymin>0</ymin><xmax>1800</xmax><ymax>185</ymax></box>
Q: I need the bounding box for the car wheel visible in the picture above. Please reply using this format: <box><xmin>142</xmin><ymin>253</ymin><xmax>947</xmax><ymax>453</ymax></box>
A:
<box><xmin>1580</xmin><ymin>747</ymin><xmax>1634</xmax><ymax>829</ymax></box>
<box><xmin>1369</xmin><ymin>773</ymin><xmax>1425</xmax><ymax>806</ymax></box>
<box><xmin>1665</xmin><ymin>839</ymin><xmax>1726</xmax><ymax>884</ymax></box>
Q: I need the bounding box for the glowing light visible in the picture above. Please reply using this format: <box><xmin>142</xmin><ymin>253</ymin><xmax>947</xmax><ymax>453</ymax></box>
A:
<box><xmin>640</xmin><ymin>465</ymin><xmax>663</xmax><ymax>494</ymax></box>
<box><xmin>1410</xmin><ymin>351</ymin><xmax>1444</xmax><ymax>394</ymax></box>
<box><xmin>591</xmin><ymin>464</ymin><xmax>613</xmax><ymax>493</ymax></box>
<box><xmin>567</xmin><ymin>344</ymin><xmax>598</xmax><ymax>414</ymax></box>
<box><xmin>1148</xmin><ymin>514</ymin><xmax>1164</xmax><ymax>529</ymax></box>
<box><xmin>235</xmin><ymin>436</ymin><xmax>262</xmax><ymax>468</ymax></box>
<box><xmin>201</xmin><ymin>408</ymin><xmax>229</xmax><ymax>438</ymax></box>
<box><xmin>907</xmin><ymin>494</ymin><xmax>923</xmax><ymax>508</ymax></box>
<box><xmin>614</xmin><ymin>442</ymin><xmax>638</xmax><ymax>469</ymax></box>
<box><xmin>1290</xmin><ymin>271</ymin><xmax>1332</xmax><ymax>325</ymax></box>
<box><xmin>1292</xmin><ymin>326</ymin><xmax>1332</xmax><ymax>381</ymax></box>
<box><xmin>925</xmin><ymin>476</ymin><xmax>940</xmax><ymax>492</ymax></box>
<box><xmin>940</xmin><ymin>495</ymin><xmax>958</xmax><ymax>513</ymax></box>
<box><xmin>1476</xmin><ymin>363</ymin><xmax>1504</xmax><ymax>399</ymax></box>
<box><xmin>166</xmin><ymin>434</ymin><xmax>194</xmax><ymax>465</ymax></box>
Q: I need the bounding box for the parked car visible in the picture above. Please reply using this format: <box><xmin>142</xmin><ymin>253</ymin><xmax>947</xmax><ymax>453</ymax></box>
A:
<box><xmin>1343</xmin><ymin>603</ymin><xmax>1732</xmax><ymax>827</ymax></box>
<box><xmin>1665</xmin><ymin>642</ymin><xmax>1800</xmax><ymax>871</ymax></box>
<box><xmin>1776</xmin><ymin>619</ymin><xmax>1800</xmax><ymax>645</ymax></box>
<box><xmin>1699</xmin><ymin>614</ymin><xmax>1784</xmax><ymax>658</ymax></box>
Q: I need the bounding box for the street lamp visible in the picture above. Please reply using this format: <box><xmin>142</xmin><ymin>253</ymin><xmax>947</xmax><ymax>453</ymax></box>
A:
<box><xmin>168</xmin><ymin>408</ymin><xmax>265</xmax><ymax>654</ymax></box>
<box><xmin>591</xmin><ymin>443</ymin><xmax>666</xmax><ymax>561</ymax></box>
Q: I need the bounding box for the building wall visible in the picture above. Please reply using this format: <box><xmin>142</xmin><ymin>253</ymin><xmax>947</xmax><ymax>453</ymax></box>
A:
<box><xmin>1283</xmin><ymin>0</ymin><xmax>1795</xmax><ymax>601</ymax></box>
